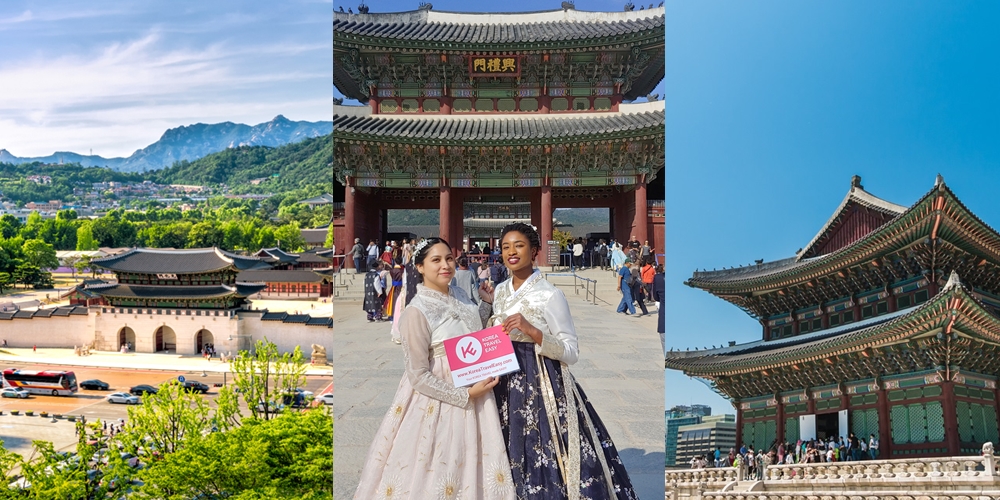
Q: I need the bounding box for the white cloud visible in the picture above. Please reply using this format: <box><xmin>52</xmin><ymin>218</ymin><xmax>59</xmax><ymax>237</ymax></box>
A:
<box><xmin>0</xmin><ymin>28</ymin><xmax>329</xmax><ymax>157</ymax></box>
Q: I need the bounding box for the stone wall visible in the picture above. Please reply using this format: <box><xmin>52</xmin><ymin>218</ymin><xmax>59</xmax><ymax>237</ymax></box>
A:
<box><xmin>240</xmin><ymin>312</ymin><xmax>332</xmax><ymax>361</ymax></box>
<box><xmin>0</xmin><ymin>315</ymin><xmax>91</xmax><ymax>348</ymax></box>
<box><xmin>94</xmin><ymin>307</ymin><xmax>241</xmax><ymax>355</ymax></box>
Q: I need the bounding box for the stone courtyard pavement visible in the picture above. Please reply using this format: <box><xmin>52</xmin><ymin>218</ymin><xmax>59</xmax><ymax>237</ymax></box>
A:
<box><xmin>333</xmin><ymin>288</ymin><xmax>665</xmax><ymax>499</ymax></box>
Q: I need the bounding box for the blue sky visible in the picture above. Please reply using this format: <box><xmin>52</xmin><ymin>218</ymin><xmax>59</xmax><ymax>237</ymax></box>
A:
<box><xmin>333</xmin><ymin>0</ymin><xmax>665</xmax><ymax>105</ymax></box>
<box><xmin>0</xmin><ymin>1</ymin><xmax>331</xmax><ymax>158</ymax></box>
<box><xmin>665</xmin><ymin>1</ymin><xmax>1000</xmax><ymax>413</ymax></box>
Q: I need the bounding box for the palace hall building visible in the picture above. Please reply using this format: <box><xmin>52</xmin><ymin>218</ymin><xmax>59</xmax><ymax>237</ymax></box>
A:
<box><xmin>333</xmin><ymin>5</ymin><xmax>665</xmax><ymax>266</ymax></box>
<box><xmin>666</xmin><ymin>176</ymin><xmax>1000</xmax><ymax>458</ymax></box>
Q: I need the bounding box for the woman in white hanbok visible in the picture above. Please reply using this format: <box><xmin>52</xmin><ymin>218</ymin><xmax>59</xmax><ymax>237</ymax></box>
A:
<box><xmin>490</xmin><ymin>223</ymin><xmax>636</xmax><ymax>499</ymax></box>
<box><xmin>355</xmin><ymin>238</ymin><xmax>515</xmax><ymax>500</ymax></box>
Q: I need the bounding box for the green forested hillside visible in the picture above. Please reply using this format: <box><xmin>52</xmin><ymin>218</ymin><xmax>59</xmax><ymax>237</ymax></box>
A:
<box><xmin>153</xmin><ymin>134</ymin><xmax>332</xmax><ymax>195</ymax></box>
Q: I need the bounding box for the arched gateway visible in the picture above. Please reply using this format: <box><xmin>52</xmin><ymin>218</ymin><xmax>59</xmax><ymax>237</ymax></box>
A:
<box><xmin>117</xmin><ymin>327</ymin><xmax>135</xmax><ymax>349</ymax></box>
<box><xmin>195</xmin><ymin>329</ymin><xmax>214</xmax><ymax>353</ymax></box>
<box><xmin>154</xmin><ymin>326</ymin><xmax>176</xmax><ymax>352</ymax></box>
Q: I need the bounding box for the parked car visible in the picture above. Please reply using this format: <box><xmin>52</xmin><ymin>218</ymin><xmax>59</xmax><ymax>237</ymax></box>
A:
<box><xmin>292</xmin><ymin>388</ymin><xmax>314</xmax><ymax>398</ymax></box>
<box><xmin>180</xmin><ymin>381</ymin><xmax>209</xmax><ymax>394</ymax></box>
<box><xmin>256</xmin><ymin>401</ymin><xmax>284</xmax><ymax>414</ymax></box>
<box><xmin>107</xmin><ymin>392</ymin><xmax>139</xmax><ymax>405</ymax></box>
<box><xmin>1</xmin><ymin>387</ymin><xmax>29</xmax><ymax>399</ymax></box>
<box><xmin>79</xmin><ymin>379</ymin><xmax>109</xmax><ymax>391</ymax></box>
<box><xmin>317</xmin><ymin>393</ymin><xmax>333</xmax><ymax>406</ymax></box>
<box><xmin>129</xmin><ymin>385</ymin><xmax>158</xmax><ymax>396</ymax></box>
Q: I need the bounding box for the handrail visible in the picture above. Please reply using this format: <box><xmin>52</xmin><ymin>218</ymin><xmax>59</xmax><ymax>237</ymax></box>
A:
<box><xmin>543</xmin><ymin>272</ymin><xmax>598</xmax><ymax>305</ymax></box>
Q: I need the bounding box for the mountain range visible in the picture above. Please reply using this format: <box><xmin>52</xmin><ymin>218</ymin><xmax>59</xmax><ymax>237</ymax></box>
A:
<box><xmin>0</xmin><ymin>116</ymin><xmax>332</xmax><ymax>173</ymax></box>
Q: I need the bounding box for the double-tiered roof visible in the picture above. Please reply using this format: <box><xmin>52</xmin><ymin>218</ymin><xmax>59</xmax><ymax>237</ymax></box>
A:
<box><xmin>87</xmin><ymin>248</ymin><xmax>268</xmax><ymax>309</ymax></box>
<box><xmin>668</xmin><ymin>176</ymin><xmax>1000</xmax><ymax>398</ymax></box>
<box><xmin>334</xmin><ymin>7</ymin><xmax>665</xmax><ymax>101</ymax></box>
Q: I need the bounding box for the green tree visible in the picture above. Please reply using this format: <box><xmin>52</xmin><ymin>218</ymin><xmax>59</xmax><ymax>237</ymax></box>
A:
<box><xmin>230</xmin><ymin>339</ymin><xmax>307</xmax><ymax>421</ymax></box>
<box><xmin>273</xmin><ymin>222</ymin><xmax>306</xmax><ymax>253</ymax></box>
<box><xmin>76</xmin><ymin>223</ymin><xmax>99</xmax><ymax>251</ymax></box>
<box><xmin>119</xmin><ymin>380</ymin><xmax>214</xmax><ymax>457</ymax></box>
<box><xmin>187</xmin><ymin>221</ymin><xmax>224</xmax><ymax>248</ymax></box>
<box><xmin>22</xmin><ymin>238</ymin><xmax>59</xmax><ymax>269</ymax></box>
<box><xmin>0</xmin><ymin>272</ymin><xmax>12</xmax><ymax>293</ymax></box>
<box><xmin>324</xmin><ymin>224</ymin><xmax>333</xmax><ymax>249</ymax></box>
<box><xmin>134</xmin><ymin>410</ymin><xmax>332</xmax><ymax>499</ymax></box>
<box><xmin>13</xmin><ymin>262</ymin><xmax>41</xmax><ymax>289</ymax></box>
<box><xmin>0</xmin><ymin>214</ymin><xmax>22</xmax><ymax>239</ymax></box>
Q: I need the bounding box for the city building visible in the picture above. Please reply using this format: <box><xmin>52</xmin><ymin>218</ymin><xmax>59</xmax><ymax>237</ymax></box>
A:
<box><xmin>674</xmin><ymin>414</ymin><xmax>737</xmax><ymax>466</ymax></box>
<box><xmin>333</xmin><ymin>5</ymin><xmax>665</xmax><ymax>266</ymax></box>
<box><xmin>666</xmin><ymin>406</ymin><xmax>711</xmax><ymax>467</ymax></box>
<box><xmin>666</xmin><ymin>175</ymin><xmax>1000</xmax><ymax>458</ymax></box>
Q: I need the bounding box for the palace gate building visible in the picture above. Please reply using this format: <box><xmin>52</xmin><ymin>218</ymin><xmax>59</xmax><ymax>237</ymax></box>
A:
<box><xmin>666</xmin><ymin>176</ymin><xmax>1000</xmax><ymax>458</ymax></box>
<box><xmin>333</xmin><ymin>5</ymin><xmax>665</xmax><ymax>267</ymax></box>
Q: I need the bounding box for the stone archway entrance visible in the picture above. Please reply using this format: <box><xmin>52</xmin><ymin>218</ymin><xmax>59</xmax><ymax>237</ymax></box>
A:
<box><xmin>154</xmin><ymin>326</ymin><xmax>176</xmax><ymax>352</ymax></box>
<box><xmin>195</xmin><ymin>329</ymin><xmax>214</xmax><ymax>353</ymax></box>
<box><xmin>117</xmin><ymin>327</ymin><xmax>135</xmax><ymax>350</ymax></box>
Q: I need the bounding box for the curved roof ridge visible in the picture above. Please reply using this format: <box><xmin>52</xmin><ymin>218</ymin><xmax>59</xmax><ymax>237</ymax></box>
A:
<box><xmin>335</xmin><ymin>7</ymin><xmax>664</xmax><ymax>25</ymax></box>
<box><xmin>333</xmin><ymin>103</ymin><xmax>663</xmax><ymax>120</ymax></box>
<box><xmin>797</xmin><ymin>177</ymin><xmax>907</xmax><ymax>262</ymax></box>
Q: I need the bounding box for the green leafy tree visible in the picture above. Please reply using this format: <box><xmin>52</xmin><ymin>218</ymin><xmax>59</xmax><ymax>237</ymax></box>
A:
<box><xmin>0</xmin><ymin>272</ymin><xmax>12</xmax><ymax>293</ymax></box>
<box><xmin>0</xmin><ymin>214</ymin><xmax>22</xmax><ymax>239</ymax></box>
<box><xmin>76</xmin><ymin>223</ymin><xmax>99</xmax><ymax>251</ymax></box>
<box><xmin>13</xmin><ymin>262</ymin><xmax>41</xmax><ymax>289</ymax></box>
<box><xmin>134</xmin><ymin>410</ymin><xmax>332</xmax><ymax>499</ymax></box>
<box><xmin>231</xmin><ymin>339</ymin><xmax>307</xmax><ymax>421</ymax></box>
<box><xmin>273</xmin><ymin>222</ymin><xmax>306</xmax><ymax>253</ymax></box>
<box><xmin>187</xmin><ymin>221</ymin><xmax>224</xmax><ymax>248</ymax></box>
<box><xmin>22</xmin><ymin>238</ymin><xmax>59</xmax><ymax>269</ymax></box>
<box><xmin>118</xmin><ymin>380</ymin><xmax>214</xmax><ymax>457</ymax></box>
<box><xmin>325</xmin><ymin>224</ymin><xmax>333</xmax><ymax>249</ymax></box>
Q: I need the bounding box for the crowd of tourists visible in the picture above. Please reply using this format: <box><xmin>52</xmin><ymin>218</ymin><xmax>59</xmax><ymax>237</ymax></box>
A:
<box><xmin>691</xmin><ymin>434</ymin><xmax>882</xmax><ymax>478</ymax></box>
<box><xmin>354</xmin><ymin>222</ymin><xmax>639</xmax><ymax>498</ymax></box>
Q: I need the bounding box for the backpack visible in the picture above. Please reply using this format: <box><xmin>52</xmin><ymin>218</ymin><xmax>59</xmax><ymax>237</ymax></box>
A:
<box><xmin>625</xmin><ymin>268</ymin><xmax>637</xmax><ymax>287</ymax></box>
<box><xmin>597</xmin><ymin>243</ymin><xmax>608</xmax><ymax>257</ymax></box>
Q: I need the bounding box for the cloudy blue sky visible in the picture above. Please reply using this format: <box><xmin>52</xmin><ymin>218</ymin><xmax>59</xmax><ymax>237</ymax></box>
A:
<box><xmin>666</xmin><ymin>1</ymin><xmax>1000</xmax><ymax>413</ymax></box>
<box><xmin>0</xmin><ymin>1</ymin><xmax>331</xmax><ymax>158</ymax></box>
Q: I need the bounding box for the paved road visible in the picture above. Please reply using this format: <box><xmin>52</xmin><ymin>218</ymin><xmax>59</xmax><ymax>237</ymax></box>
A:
<box><xmin>333</xmin><ymin>287</ymin><xmax>664</xmax><ymax>499</ymax></box>
<box><xmin>0</xmin><ymin>362</ymin><xmax>332</xmax><ymax>458</ymax></box>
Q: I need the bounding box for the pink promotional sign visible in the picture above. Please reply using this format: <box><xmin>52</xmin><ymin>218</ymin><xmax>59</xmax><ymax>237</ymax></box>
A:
<box><xmin>443</xmin><ymin>325</ymin><xmax>520</xmax><ymax>387</ymax></box>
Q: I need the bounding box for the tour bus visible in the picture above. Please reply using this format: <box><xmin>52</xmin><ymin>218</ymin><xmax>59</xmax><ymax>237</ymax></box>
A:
<box><xmin>2</xmin><ymin>368</ymin><xmax>78</xmax><ymax>396</ymax></box>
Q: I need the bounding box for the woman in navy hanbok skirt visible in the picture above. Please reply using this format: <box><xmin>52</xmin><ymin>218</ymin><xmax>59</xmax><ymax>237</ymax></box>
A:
<box><xmin>488</xmin><ymin>223</ymin><xmax>637</xmax><ymax>500</ymax></box>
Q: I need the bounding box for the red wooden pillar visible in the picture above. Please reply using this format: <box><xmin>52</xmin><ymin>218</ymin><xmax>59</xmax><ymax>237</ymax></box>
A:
<box><xmin>942</xmin><ymin>381</ymin><xmax>960</xmax><ymax>456</ymax></box>
<box><xmin>450</xmin><ymin>188</ymin><xmax>464</xmax><ymax>253</ymax></box>
<box><xmin>632</xmin><ymin>182</ymin><xmax>648</xmax><ymax>245</ymax></box>
<box><xmin>439</xmin><ymin>186</ymin><xmax>451</xmax><ymax>245</ymax></box>
<box><xmin>735</xmin><ymin>402</ymin><xmax>743</xmax><ymax>448</ymax></box>
<box><xmin>343</xmin><ymin>180</ymin><xmax>356</xmax><ymax>270</ymax></box>
<box><xmin>775</xmin><ymin>396</ymin><xmax>785</xmax><ymax>450</ymax></box>
<box><xmin>877</xmin><ymin>383</ymin><xmax>891</xmax><ymax>459</ymax></box>
<box><xmin>540</xmin><ymin>186</ymin><xmax>552</xmax><ymax>266</ymax></box>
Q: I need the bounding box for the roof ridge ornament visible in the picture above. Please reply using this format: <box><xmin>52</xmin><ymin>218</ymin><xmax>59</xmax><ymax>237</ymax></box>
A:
<box><xmin>561</xmin><ymin>1</ymin><xmax>575</xmax><ymax>11</ymax></box>
<box><xmin>935</xmin><ymin>173</ymin><xmax>945</xmax><ymax>189</ymax></box>
<box><xmin>850</xmin><ymin>174</ymin><xmax>863</xmax><ymax>190</ymax></box>
<box><xmin>943</xmin><ymin>270</ymin><xmax>963</xmax><ymax>291</ymax></box>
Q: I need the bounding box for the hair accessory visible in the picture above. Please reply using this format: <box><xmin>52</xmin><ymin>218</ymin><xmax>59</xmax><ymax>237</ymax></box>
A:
<box><xmin>529</xmin><ymin>224</ymin><xmax>537</xmax><ymax>232</ymax></box>
<box><xmin>414</xmin><ymin>239</ymin><xmax>430</xmax><ymax>254</ymax></box>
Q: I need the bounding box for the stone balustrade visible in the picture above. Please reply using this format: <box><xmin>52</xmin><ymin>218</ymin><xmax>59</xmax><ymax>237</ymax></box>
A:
<box><xmin>667</xmin><ymin>443</ymin><xmax>1000</xmax><ymax>500</ymax></box>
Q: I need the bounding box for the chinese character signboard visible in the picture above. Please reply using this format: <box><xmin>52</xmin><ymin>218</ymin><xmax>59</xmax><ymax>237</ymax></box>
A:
<box><xmin>469</xmin><ymin>55</ymin><xmax>520</xmax><ymax>77</ymax></box>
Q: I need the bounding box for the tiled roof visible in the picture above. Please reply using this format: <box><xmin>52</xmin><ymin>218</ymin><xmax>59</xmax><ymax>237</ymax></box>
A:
<box><xmin>91</xmin><ymin>248</ymin><xmax>268</xmax><ymax>274</ymax></box>
<box><xmin>256</xmin><ymin>248</ymin><xmax>298</xmax><ymax>263</ymax></box>
<box><xmin>0</xmin><ymin>305</ymin><xmax>88</xmax><ymax>320</ymax></box>
<box><xmin>334</xmin><ymin>107</ymin><xmax>664</xmax><ymax>145</ymax></box>
<box><xmin>293</xmin><ymin>252</ymin><xmax>332</xmax><ymax>263</ymax></box>
<box><xmin>90</xmin><ymin>285</ymin><xmax>244</xmax><ymax>300</ymax></box>
<box><xmin>334</xmin><ymin>9</ymin><xmax>664</xmax><ymax>47</ymax></box>
<box><xmin>237</xmin><ymin>270</ymin><xmax>327</xmax><ymax>283</ymax></box>
<box><xmin>256</xmin><ymin>310</ymin><xmax>332</xmax><ymax>326</ymax></box>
